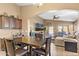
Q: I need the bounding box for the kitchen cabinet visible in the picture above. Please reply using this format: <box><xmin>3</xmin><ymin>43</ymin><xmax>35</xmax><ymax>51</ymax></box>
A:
<box><xmin>0</xmin><ymin>16</ymin><xmax>2</xmax><ymax>28</ymax></box>
<box><xmin>0</xmin><ymin>15</ymin><xmax>10</xmax><ymax>29</ymax></box>
<box><xmin>0</xmin><ymin>39</ymin><xmax>5</xmax><ymax>51</ymax></box>
<box><xmin>15</xmin><ymin>18</ymin><xmax>22</xmax><ymax>29</ymax></box>
<box><xmin>9</xmin><ymin>16</ymin><xmax>16</xmax><ymax>29</ymax></box>
<box><xmin>0</xmin><ymin>15</ymin><xmax>22</xmax><ymax>29</ymax></box>
<box><xmin>18</xmin><ymin>19</ymin><xmax>22</xmax><ymax>29</ymax></box>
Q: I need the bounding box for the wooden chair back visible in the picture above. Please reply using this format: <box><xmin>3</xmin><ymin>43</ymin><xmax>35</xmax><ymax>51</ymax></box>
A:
<box><xmin>4</xmin><ymin>39</ymin><xmax>15</xmax><ymax>56</ymax></box>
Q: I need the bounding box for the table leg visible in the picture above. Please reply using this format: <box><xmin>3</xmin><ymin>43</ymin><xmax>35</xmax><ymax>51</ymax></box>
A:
<box><xmin>29</xmin><ymin>45</ymin><xmax>32</xmax><ymax>56</ymax></box>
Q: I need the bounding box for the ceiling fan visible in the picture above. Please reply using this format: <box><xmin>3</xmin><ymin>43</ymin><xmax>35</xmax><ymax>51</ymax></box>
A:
<box><xmin>53</xmin><ymin>15</ymin><xmax>60</xmax><ymax>20</ymax></box>
<box><xmin>48</xmin><ymin>15</ymin><xmax>59</xmax><ymax>25</ymax></box>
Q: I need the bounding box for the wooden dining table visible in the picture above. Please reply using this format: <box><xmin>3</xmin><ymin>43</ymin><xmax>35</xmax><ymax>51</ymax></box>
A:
<box><xmin>15</xmin><ymin>37</ymin><xmax>46</xmax><ymax>56</ymax></box>
<box><xmin>3</xmin><ymin>37</ymin><xmax>46</xmax><ymax>56</ymax></box>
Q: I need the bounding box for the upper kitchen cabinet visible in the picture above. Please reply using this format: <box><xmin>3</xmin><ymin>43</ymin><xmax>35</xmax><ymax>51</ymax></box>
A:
<box><xmin>0</xmin><ymin>15</ymin><xmax>22</xmax><ymax>29</ymax></box>
<box><xmin>0</xmin><ymin>16</ymin><xmax>2</xmax><ymax>28</ymax></box>
<box><xmin>9</xmin><ymin>16</ymin><xmax>16</xmax><ymax>29</ymax></box>
<box><xmin>18</xmin><ymin>19</ymin><xmax>22</xmax><ymax>29</ymax></box>
<box><xmin>1</xmin><ymin>15</ymin><xmax>10</xmax><ymax>29</ymax></box>
<box><xmin>15</xmin><ymin>18</ymin><xmax>22</xmax><ymax>29</ymax></box>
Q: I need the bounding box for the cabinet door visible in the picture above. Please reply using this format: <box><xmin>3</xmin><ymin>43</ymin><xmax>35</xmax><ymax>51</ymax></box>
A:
<box><xmin>0</xmin><ymin>16</ymin><xmax>2</xmax><ymax>28</ymax></box>
<box><xmin>15</xmin><ymin>19</ymin><xmax>22</xmax><ymax>29</ymax></box>
<box><xmin>18</xmin><ymin>19</ymin><xmax>22</xmax><ymax>29</ymax></box>
<box><xmin>2</xmin><ymin>16</ymin><xmax>10</xmax><ymax>29</ymax></box>
<box><xmin>9</xmin><ymin>17</ymin><xmax>16</xmax><ymax>29</ymax></box>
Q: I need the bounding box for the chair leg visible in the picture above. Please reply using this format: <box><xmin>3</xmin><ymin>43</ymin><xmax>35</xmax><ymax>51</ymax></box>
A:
<box><xmin>36</xmin><ymin>53</ymin><xmax>41</xmax><ymax>56</ymax></box>
<box><xmin>49</xmin><ymin>44</ymin><xmax>51</xmax><ymax>56</ymax></box>
<box><xmin>36</xmin><ymin>53</ymin><xmax>39</xmax><ymax>56</ymax></box>
<box><xmin>29</xmin><ymin>46</ymin><xmax>32</xmax><ymax>56</ymax></box>
<box><xmin>6</xmin><ymin>53</ymin><xmax>8</xmax><ymax>56</ymax></box>
<box><xmin>49</xmin><ymin>52</ymin><xmax>51</xmax><ymax>56</ymax></box>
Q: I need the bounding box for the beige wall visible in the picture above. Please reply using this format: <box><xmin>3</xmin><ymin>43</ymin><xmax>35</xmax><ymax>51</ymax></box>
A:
<box><xmin>0</xmin><ymin>3</ymin><xmax>21</xmax><ymax>39</ymax></box>
<box><xmin>0</xmin><ymin>3</ymin><xmax>21</xmax><ymax>18</ymax></box>
<box><xmin>74</xmin><ymin>19</ymin><xmax>79</xmax><ymax>33</ymax></box>
<box><xmin>74</xmin><ymin>19</ymin><xmax>79</xmax><ymax>50</ymax></box>
<box><xmin>73</xmin><ymin>20</ymin><xmax>77</xmax><ymax>32</ymax></box>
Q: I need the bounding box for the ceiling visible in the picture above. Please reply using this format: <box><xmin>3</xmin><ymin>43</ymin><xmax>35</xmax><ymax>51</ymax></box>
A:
<box><xmin>38</xmin><ymin>9</ymin><xmax>79</xmax><ymax>22</ymax></box>
<box><xmin>16</xmin><ymin>3</ymin><xmax>33</xmax><ymax>6</ymax></box>
<box><xmin>16</xmin><ymin>4</ymin><xmax>79</xmax><ymax>22</ymax></box>
<box><xmin>16</xmin><ymin>3</ymin><xmax>42</xmax><ymax>6</ymax></box>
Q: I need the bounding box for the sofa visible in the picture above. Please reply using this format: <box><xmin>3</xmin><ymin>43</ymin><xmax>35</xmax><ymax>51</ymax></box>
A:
<box><xmin>55</xmin><ymin>37</ymin><xmax>64</xmax><ymax>47</ymax></box>
<box><xmin>54</xmin><ymin>35</ymin><xmax>78</xmax><ymax>47</ymax></box>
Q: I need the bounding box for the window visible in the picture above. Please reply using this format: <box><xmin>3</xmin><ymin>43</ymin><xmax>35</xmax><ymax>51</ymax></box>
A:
<box><xmin>63</xmin><ymin>25</ymin><xmax>68</xmax><ymax>34</ymax></box>
<box><xmin>48</xmin><ymin>26</ymin><xmax>54</xmax><ymax>36</ymax></box>
<box><xmin>58</xmin><ymin>25</ymin><xmax>63</xmax><ymax>32</ymax></box>
<box><xmin>58</xmin><ymin>25</ymin><xmax>68</xmax><ymax>37</ymax></box>
<box><xmin>69</xmin><ymin>24</ymin><xmax>74</xmax><ymax>34</ymax></box>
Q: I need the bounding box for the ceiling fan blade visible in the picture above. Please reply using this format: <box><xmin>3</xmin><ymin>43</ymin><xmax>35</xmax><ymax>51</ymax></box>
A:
<box><xmin>53</xmin><ymin>15</ymin><xmax>59</xmax><ymax>20</ymax></box>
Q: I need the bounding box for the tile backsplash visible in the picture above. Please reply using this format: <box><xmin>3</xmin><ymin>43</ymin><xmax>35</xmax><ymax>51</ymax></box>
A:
<box><xmin>0</xmin><ymin>29</ymin><xmax>21</xmax><ymax>39</ymax></box>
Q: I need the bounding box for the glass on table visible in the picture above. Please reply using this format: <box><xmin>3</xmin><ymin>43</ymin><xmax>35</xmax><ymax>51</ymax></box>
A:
<box><xmin>22</xmin><ymin>37</ymin><xmax>31</xmax><ymax>42</ymax></box>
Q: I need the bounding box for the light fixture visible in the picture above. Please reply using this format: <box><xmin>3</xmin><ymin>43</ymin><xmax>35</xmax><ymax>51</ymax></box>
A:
<box><xmin>39</xmin><ymin>3</ymin><xmax>43</xmax><ymax>6</ymax></box>
<box><xmin>53</xmin><ymin>15</ymin><xmax>59</xmax><ymax>21</ymax></box>
<box><xmin>37</xmin><ymin>3</ymin><xmax>43</xmax><ymax>8</ymax></box>
<box><xmin>33</xmin><ymin>3</ymin><xmax>43</xmax><ymax>8</ymax></box>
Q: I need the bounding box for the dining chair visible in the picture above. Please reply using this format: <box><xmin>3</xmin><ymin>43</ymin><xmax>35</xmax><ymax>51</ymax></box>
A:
<box><xmin>0</xmin><ymin>38</ymin><xmax>5</xmax><ymax>51</ymax></box>
<box><xmin>4</xmin><ymin>38</ymin><xmax>28</xmax><ymax>56</ymax></box>
<box><xmin>13</xmin><ymin>37</ymin><xmax>28</xmax><ymax>49</ymax></box>
<box><xmin>35</xmin><ymin>33</ymin><xmax>43</xmax><ymax>41</ymax></box>
<box><xmin>32</xmin><ymin>37</ymin><xmax>51</xmax><ymax>56</ymax></box>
